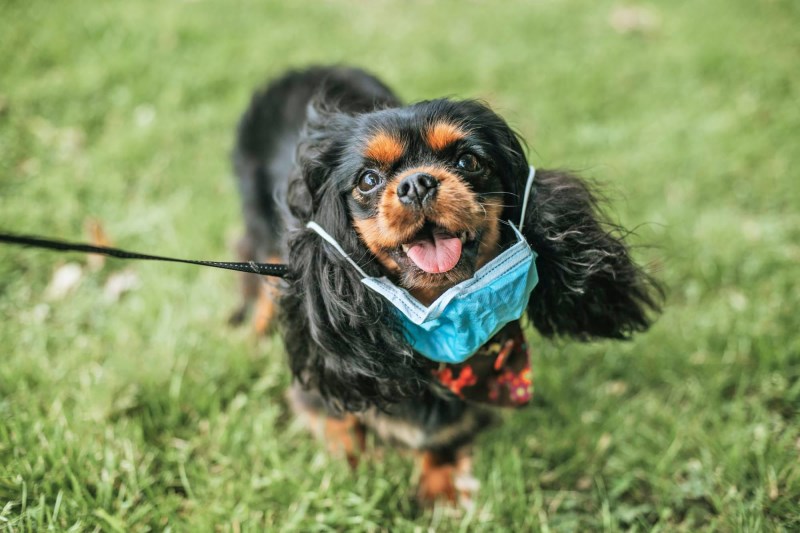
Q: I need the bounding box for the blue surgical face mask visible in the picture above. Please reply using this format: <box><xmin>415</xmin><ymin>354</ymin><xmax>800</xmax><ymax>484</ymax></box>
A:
<box><xmin>307</xmin><ymin>166</ymin><xmax>539</xmax><ymax>364</ymax></box>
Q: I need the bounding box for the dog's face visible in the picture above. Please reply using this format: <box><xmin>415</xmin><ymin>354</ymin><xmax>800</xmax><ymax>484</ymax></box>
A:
<box><xmin>316</xmin><ymin>100</ymin><xmax>527</xmax><ymax>301</ymax></box>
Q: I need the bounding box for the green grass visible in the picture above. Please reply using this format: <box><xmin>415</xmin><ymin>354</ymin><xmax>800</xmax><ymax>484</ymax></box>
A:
<box><xmin>1</xmin><ymin>0</ymin><xmax>799</xmax><ymax>530</ymax></box>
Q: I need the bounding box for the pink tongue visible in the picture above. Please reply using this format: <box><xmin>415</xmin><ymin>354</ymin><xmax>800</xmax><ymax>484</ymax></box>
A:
<box><xmin>406</xmin><ymin>234</ymin><xmax>463</xmax><ymax>273</ymax></box>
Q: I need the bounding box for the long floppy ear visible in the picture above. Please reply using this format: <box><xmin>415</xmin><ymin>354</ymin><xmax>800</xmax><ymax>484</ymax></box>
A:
<box><xmin>453</xmin><ymin>100</ymin><xmax>661</xmax><ymax>339</ymax></box>
<box><xmin>521</xmin><ymin>168</ymin><xmax>663</xmax><ymax>339</ymax></box>
<box><xmin>445</xmin><ymin>100</ymin><xmax>661</xmax><ymax>339</ymax></box>
<box><xmin>281</xmin><ymin>107</ymin><xmax>430</xmax><ymax>412</ymax></box>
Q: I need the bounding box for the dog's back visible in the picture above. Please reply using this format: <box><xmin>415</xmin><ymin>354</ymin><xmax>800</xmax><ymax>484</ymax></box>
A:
<box><xmin>229</xmin><ymin>67</ymin><xmax>398</xmax><ymax>327</ymax></box>
<box><xmin>233</xmin><ymin>66</ymin><xmax>398</xmax><ymax>262</ymax></box>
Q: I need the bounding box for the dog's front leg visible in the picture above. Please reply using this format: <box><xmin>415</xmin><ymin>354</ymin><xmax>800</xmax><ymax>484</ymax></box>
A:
<box><xmin>416</xmin><ymin>446</ymin><xmax>479</xmax><ymax>508</ymax></box>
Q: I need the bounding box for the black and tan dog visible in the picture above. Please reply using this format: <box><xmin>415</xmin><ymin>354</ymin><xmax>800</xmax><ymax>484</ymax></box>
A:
<box><xmin>230</xmin><ymin>65</ymin><xmax>660</xmax><ymax>505</ymax></box>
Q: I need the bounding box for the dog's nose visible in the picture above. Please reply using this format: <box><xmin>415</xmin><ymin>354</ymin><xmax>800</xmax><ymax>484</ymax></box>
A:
<box><xmin>396</xmin><ymin>173</ymin><xmax>438</xmax><ymax>207</ymax></box>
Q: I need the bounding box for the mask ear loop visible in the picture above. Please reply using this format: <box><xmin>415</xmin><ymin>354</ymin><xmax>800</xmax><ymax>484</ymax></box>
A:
<box><xmin>306</xmin><ymin>221</ymin><xmax>369</xmax><ymax>278</ymax></box>
<box><xmin>517</xmin><ymin>165</ymin><xmax>536</xmax><ymax>233</ymax></box>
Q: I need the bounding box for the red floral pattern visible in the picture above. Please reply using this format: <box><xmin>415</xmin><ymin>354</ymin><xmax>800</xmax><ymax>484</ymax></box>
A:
<box><xmin>432</xmin><ymin>321</ymin><xmax>533</xmax><ymax>408</ymax></box>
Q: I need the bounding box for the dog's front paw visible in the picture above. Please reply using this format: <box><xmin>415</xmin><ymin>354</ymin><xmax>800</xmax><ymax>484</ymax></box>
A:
<box><xmin>454</xmin><ymin>470</ymin><xmax>480</xmax><ymax>511</ymax></box>
<box><xmin>416</xmin><ymin>450</ymin><xmax>479</xmax><ymax>508</ymax></box>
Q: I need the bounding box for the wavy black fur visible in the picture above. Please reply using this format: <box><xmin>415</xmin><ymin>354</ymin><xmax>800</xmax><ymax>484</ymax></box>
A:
<box><xmin>523</xmin><ymin>169</ymin><xmax>663</xmax><ymax>339</ymax></box>
<box><xmin>233</xmin><ymin>66</ymin><xmax>662</xmax><ymax>412</ymax></box>
<box><xmin>281</xmin><ymin>122</ymin><xmax>433</xmax><ymax>411</ymax></box>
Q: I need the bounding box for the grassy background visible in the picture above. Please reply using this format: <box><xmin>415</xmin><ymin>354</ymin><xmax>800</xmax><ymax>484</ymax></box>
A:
<box><xmin>1</xmin><ymin>0</ymin><xmax>798</xmax><ymax>530</ymax></box>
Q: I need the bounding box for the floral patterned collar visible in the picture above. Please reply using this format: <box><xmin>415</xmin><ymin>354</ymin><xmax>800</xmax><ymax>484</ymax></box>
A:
<box><xmin>432</xmin><ymin>321</ymin><xmax>533</xmax><ymax>407</ymax></box>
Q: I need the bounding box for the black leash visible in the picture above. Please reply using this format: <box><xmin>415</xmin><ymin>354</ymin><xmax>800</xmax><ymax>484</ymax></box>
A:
<box><xmin>0</xmin><ymin>232</ymin><xmax>289</xmax><ymax>278</ymax></box>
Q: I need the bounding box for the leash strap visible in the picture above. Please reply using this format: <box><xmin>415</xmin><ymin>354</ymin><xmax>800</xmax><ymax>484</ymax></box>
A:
<box><xmin>0</xmin><ymin>232</ymin><xmax>289</xmax><ymax>278</ymax></box>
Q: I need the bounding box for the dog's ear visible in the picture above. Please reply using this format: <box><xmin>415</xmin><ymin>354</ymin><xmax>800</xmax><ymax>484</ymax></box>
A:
<box><xmin>284</xmin><ymin>102</ymin><xmax>343</xmax><ymax>221</ymax></box>
<box><xmin>281</xmin><ymin>107</ymin><xmax>430</xmax><ymax>412</ymax></box>
<box><xmin>432</xmin><ymin>99</ymin><xmax>661</xmax><ymax>338</ymax></box>
<box><xmin>443</xmin><ymin>101</ymin><xmax>661</xmax><ymax>338</ymax></box>
<box><xmin>520</xmin><ymin>168</ymin><xmax>663</xmax><ymax>339</ymax></box>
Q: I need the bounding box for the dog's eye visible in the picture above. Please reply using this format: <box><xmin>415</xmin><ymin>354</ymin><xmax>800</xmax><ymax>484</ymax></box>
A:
<box><xmin>456</xmin><ymin>153</ymin><xmax>482</xmax><ymax>173</ymax></box>
<box><xmin>357</xmin><ymin>171</ymin><xmax>383</xmax><ymax>193</ymax></box>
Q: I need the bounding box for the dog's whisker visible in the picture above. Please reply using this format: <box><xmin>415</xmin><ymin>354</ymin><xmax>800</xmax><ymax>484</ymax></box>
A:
<box><xmin>485</xmin><ymin>191</ymin><xmax>520</xmax><ymax>198</ymax></box>
<box><xmin>482</xmin><ymin>194</ymin><xmax>520</xmax><ymax>213</ymax></box>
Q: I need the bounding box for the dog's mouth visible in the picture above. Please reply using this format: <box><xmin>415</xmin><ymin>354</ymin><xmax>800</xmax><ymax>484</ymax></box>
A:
<box><xmin>389</xmin><ymin>223</ymin><xmax>479</xmax><ymax>275</ymax></box>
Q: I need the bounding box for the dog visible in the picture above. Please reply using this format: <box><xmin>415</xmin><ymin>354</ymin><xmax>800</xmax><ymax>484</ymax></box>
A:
<box><xmin>230</xmin><ymin>65</ymin><xmax>661</xmax><ymax>505</ymax></box>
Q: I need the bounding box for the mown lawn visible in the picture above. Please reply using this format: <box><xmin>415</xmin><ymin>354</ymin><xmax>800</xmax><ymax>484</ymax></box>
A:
<box><xmin>1</xmin><ymin>0</ymin><xmax>798</xmax><ymax>531</ymax></box>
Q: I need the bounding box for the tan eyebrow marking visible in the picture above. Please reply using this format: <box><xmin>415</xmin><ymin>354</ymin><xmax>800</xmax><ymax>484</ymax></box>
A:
<box><xmin>425</xmin><ymin>122</ymin><xmax>468</xmax><ymax>151</ymax></box>
<box><xmin>363</xmin><ymin>130</ymin><xmax>405</xmax><ymax>165</ymax></box>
